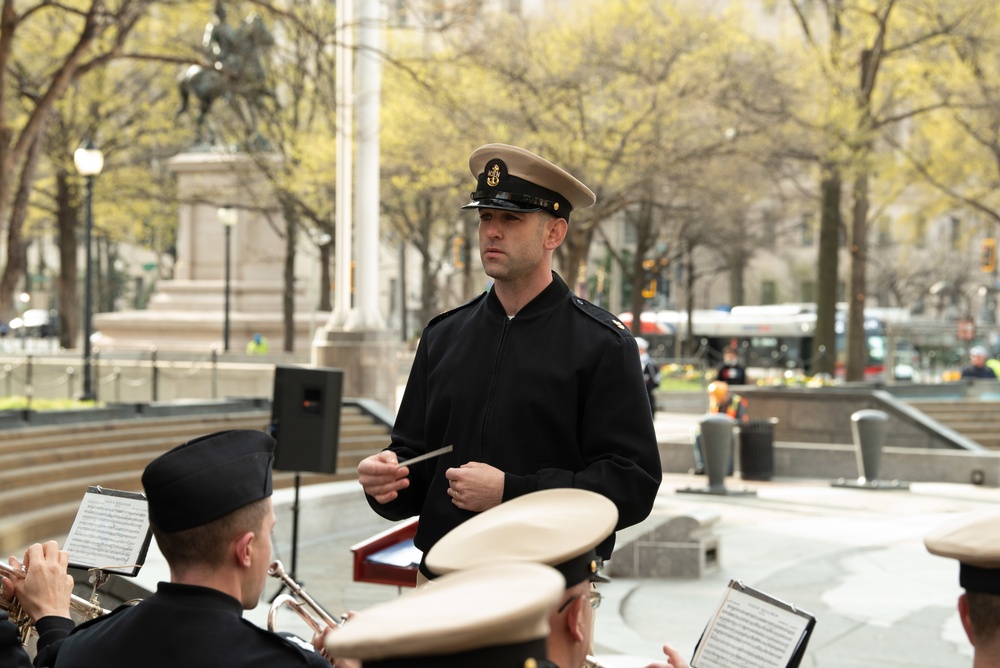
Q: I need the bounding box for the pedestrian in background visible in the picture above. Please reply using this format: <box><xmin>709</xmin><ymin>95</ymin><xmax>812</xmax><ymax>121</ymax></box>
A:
<box><xmin>691</xmin><ymin>381</ymin><xmax>748</xmax><ymax>475</ymax></box>
<box><xmin>246</xmin><ymin>333</ymin><xmax>270</xmax><ymax>355</ymax></box>
<box><xmin>960</xmin><ymin>345</ymin><xmax>997</xmax><ymax>380</ymax></box>
<box><xmin>637</xmin><ymin>337</ymin><xmax>661</xmax><ymax>415</ymax></box>
<box><xmin>715</xmin><ymin>346</ymin><xmax>748</xmax><ymax>386</ymax></box>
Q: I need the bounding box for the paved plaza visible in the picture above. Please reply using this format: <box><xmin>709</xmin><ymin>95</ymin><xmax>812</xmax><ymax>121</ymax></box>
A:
<box><xmin>127</xmin><ymin>412</ymin><xmax>996</xmax><ymax>668</ymax></box>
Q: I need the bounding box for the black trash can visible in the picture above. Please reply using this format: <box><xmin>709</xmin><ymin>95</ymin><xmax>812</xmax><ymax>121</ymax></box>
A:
<box><xmin>739</xmin><ymin>418</ymin><xmax>776</xmax><ymax>481</ymax></box>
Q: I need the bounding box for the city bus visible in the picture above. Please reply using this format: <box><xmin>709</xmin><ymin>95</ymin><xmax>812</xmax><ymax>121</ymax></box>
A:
<box><xmin>619</xmin><ymin>304</ymin><xmax>910</xmax><ymax>380</ymax></box>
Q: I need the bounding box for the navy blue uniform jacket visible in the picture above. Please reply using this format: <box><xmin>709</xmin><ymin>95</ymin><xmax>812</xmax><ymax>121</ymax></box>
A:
<box><xmin>369</xmin><ymin>272</ymin><xmax>662</xmax><ymax>561</ymax></box>
<box><xmin>33</xmin><ymin>583</ymin><xmax>327</xmax><ymax>667</ymax></box>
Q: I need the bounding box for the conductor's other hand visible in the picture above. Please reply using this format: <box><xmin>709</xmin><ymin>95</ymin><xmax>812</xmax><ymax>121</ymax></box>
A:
<box><xmin>358</xmin><ymin>451</ymin><xmax>409</xmax><ymax>504</ymax></box>
<box><xmin>445</xmin><ymin>462</ymin><xmax>503</xmax><ymax>512</ymax></box>
<box><xmin>9</xmin><ymin>541</ymin><xmax>73</xmax><ymax>622</ymax></box>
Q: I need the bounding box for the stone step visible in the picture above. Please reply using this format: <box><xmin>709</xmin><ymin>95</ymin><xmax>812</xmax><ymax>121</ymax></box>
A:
<box><xmin>0</xmin><ymin>413</ymin><xmax>271</xmax><ymax>453</ymax></box>
<box><xmin>0</xmin><ymin>405</ymin><xmax>391</xmax><ymax>554</ymax></box>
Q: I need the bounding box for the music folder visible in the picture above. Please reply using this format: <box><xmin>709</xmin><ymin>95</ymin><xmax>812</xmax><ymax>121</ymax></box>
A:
<box><xmin>690</xmin><ymin>580</ymin><xmax>816</xmax><ymax>668</ymax></box>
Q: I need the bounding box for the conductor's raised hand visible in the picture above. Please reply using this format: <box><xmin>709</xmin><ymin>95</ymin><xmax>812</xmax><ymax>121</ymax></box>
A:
<box><xmin>357</xmin><ymin>450</ymin><xmax>409</xmax><ymax>504</ymax></box>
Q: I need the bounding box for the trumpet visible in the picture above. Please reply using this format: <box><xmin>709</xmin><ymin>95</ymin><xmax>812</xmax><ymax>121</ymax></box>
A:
<box><xmin>0</xmin><ymin>561</ymin><xmax>110</xmax><ymax>643</ymax></box>
<box><xmin>266</xmin><ymin>560</ymin><xmax>346</xmax><ymax>636</ymax></box>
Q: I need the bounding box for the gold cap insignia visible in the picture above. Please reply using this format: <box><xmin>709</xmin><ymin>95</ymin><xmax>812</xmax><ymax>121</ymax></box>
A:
<box><xmin>486</xmin><ymin>163</ymin><xmax>501</xmax><ymax>187</ymax></box>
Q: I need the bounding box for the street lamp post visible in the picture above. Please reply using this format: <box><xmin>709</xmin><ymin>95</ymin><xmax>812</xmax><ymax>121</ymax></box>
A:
<box><xmin>73</xmin><ymin>141</ymin><xmax>104</xmax><ymax>401</ymax></box>
<box><xmin>217</xmin><ymin>206</ymin><xmax>238</xmax><ymax>352</ymax></box>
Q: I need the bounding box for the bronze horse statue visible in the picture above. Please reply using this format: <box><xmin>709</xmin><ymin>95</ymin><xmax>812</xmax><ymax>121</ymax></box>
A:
<box><xmin>177</xmin><ymin>12</ymin><xmax>276</xmax><ymax>145</ymax></box>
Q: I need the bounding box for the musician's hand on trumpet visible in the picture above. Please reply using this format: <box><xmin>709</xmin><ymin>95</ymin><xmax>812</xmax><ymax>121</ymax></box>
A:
<box><xmin>4</xmin><ymin>542</ymin><xmax>73</xmax><ymax>623</ymax></box>
<box><xmin>309</xmin><ymin>614</ymin><xmax>360</xmax><ymax>668</ymax></box>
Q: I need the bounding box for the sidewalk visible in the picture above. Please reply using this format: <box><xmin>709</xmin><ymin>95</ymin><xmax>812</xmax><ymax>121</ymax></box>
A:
<box><xmin>139</xmin><ymin>411</ymin><xmax>990</xmax><ymax>667</ymax></box>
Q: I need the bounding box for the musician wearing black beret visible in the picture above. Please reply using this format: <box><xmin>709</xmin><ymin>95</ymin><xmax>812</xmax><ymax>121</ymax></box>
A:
<box><xmin>19</xmin><ymin>430</ymin><xmax>330</xmax><ymax>667</ymax></box>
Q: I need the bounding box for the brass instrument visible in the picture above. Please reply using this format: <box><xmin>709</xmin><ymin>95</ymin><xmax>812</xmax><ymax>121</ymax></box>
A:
<box><xmin>266</xmin><ymin>560</ymin><xmax>346</xmax><ymax>636</ymax></box>
<box><xmin>0</xmin><ymin>561</ymin><xmax>110</xmax><ymax>643</ymax></box>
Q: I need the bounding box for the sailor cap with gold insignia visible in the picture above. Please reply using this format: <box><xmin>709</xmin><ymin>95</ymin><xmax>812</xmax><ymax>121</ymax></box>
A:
<box><xmin>462</xmin><ymin>144</ymin><xmax>596</xmax><ymax>220</ymax></box>
<box><xmin>924</xmin><ymin>508</ymin><xmax>1000</xmax><ymax>594</ymax></box>
<box><xmin>323</xmin><ymin>562</ymin><xmax>563</xmax><ymax>668</ymax></box>
<box><xmin>425</xmin><ymin>488</ymin><xmax>617</xmax><ymax>586</ymax></box>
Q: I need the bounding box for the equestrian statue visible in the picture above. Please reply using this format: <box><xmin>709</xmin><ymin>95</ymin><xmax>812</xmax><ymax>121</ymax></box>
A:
<box><xmin>177</xmin><ymin>1</ymin><xmax>276</xmax><ymax>147</ymax></box>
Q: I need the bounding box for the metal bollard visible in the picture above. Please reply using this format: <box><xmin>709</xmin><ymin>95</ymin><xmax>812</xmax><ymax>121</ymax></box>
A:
<box><xmin>832</xmin><ymin>408</ymin><xmax>909</xmax><ymax>490</ymax></box>
<box><xmin>701</xmin><ymin>414</ymin><xmax>735</xmax><ymax>491</ymax></box>
<box><xmin>852</xmin><ymin>409</ymin><xmax>888</xmax><ymax>483</ymax></box>
<box><xmin>678</xmin><ymin>414</ymin><xmax>755</xmax><ymax>497</ymax></box>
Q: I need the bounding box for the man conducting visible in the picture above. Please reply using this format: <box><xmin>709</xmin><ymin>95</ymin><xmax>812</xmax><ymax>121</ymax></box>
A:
<box><xmin>358</xmin><ymin>143</ymin><xmax>662</xmax><ymax>579</ymax></box>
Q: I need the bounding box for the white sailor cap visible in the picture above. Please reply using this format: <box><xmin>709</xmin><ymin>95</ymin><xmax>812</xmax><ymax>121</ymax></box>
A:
<box><xmin>425</xmin><ymin>488</ymin><xmax>617</xmax><ymax>586</ymax></box>
<box><xmin>324</xmin><ymin>562</ymin><xmax>563</xmax><ymax>667</ymax></box>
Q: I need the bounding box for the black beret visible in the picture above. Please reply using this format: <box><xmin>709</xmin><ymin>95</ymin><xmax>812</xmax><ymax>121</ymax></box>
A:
<box><xmin>142</xmin><ymin>430</ymin><xmax>275</xmax><ymax>532</ymax></box>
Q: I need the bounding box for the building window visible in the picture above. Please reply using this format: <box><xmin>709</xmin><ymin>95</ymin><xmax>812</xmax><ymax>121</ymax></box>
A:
<box><xmin>801</xmin><ymin>281</ymin><xmax>814</xmax><ymax>302</ymax></box>
<box><xmin>761</xmin><ymin>280</ymin><xmax>776</xmax><ymax>305</ymax></box>
<box><xmin>913</xmin><ymin>216</ymin><xmax>927</xmax><ymax>248</ymax></box>
<box><xmin>800</xmin><ymin>214</ymin><xmax>815</xmax><ymax>246</ymax></box>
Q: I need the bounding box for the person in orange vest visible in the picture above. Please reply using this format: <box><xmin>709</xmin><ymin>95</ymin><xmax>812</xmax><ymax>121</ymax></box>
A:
<box><xmin>691</xmin><ymin>381</ymin><xmax>748</xmax><ymax>475</ymax></box>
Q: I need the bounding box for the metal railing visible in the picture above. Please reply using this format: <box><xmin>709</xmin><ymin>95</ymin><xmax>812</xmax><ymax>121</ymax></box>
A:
<box><xmin>0</xmin><ymin>345</ymin><xmax>309</xmax><ymax>404</ymax></box>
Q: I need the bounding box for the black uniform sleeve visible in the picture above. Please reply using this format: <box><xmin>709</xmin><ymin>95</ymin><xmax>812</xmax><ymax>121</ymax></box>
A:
<box><xmin>365</xmin><ymin>334</ymin><xmax>433</xmax><ymax>521</ymax></box>
<box><xmin>0</xmin><ymin>612</ymin><xmax>34</xmax><ymax>668</ymax></box>
<box><xmin>30</xmin><ymin>615</ymin><xmax>75</xmax><ymax>667</ymax></box>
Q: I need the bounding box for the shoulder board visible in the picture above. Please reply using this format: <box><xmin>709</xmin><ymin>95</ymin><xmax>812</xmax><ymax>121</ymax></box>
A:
<box><xmin>569</xmin><ymin>295</ymin><xmax>630</xmax><ymax>335</ymax></box>
<box><xmin>427</xmin><ymin>292</ymin><xmax>486</xmax><ymax>327</ymax></box>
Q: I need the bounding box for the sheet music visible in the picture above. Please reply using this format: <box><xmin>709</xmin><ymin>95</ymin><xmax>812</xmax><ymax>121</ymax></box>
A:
<box><xmin>692</xmin><ymin>581</ymin><xmax>815</xmax><ymax>668</ymax></box>
<box><xmin>64</xmin><ymin>487</ymin><xmax>151</xmax><ymax>577</ymax></box>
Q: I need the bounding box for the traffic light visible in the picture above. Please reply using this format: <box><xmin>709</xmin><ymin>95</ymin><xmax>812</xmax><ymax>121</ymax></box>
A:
<box><xmin>641</xmin><ymin>259</ymin><xmax>657</xmax><ymax>299</ymax></box>
<box><xmin>982</xmin><ymin>238</ymin><xmax>997</xmax><ymax>273</ymax></box>
<box><xmin>453</xmin><ymin>237</ymin><xmax>466</xmax><ymax>269</ymax></box>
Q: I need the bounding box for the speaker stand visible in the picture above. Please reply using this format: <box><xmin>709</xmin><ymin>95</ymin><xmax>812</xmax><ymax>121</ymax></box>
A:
<box><xmin>270</xmin><ymin>472</ymin><xmax>302</xmax><ymax>602</ymax></box>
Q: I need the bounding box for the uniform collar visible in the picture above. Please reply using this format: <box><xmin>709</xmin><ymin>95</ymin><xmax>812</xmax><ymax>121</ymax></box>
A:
<box><xmin>485</xmin><ymin>272</ymin><xmax>569</xmax><ymax>318</ymax></box>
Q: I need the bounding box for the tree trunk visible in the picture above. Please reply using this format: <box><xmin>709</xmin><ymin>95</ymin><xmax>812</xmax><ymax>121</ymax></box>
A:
<box><xmin>55</xmin><ymin>171</ymin><xmax>79</xmax><ymax>350</ymax></box>
<box><xmin>281</xmin><ymin>200</ymin><xmax>297</xmax><ymax>353</ymax></box>
<box><xmin>684</xmin><ymin>242</ymin><xmax>698</xmax><ymax>356</ymax></box>
<box><xmin>319</xmin><ymin>240</ymin><xmax>332</xmax><ymax>312</ymax></box>
<box><xmin>814</xmin><ymin>165</ymin><xmax>841</xmax><ymax>377</ymax></box>
<box><xmin>846</xmin><ymin>172</ymin><xmax>870</xmax><ymax>381</ymax></box>
<box><xmin>0</xmin><ymin>121</ymin><xmax>47</xmax><ymax>319</ymax></box>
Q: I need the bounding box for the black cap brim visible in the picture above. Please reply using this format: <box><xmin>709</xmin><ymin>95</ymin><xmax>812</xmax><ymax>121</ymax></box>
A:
<box><xmin>461</xmin><ymin>198</ymin><xmax>543</xmax><ymax>213</ymax></box>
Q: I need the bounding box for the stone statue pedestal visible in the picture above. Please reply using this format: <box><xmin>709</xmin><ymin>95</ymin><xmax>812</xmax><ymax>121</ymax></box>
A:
<box><xmin>312</xmin><ymin>328</ymin><xmax>397</xmax><ymax>412</ymax></box>
<box><xmin>95</xmin><ymin>150</ymin><xmax>327</xmax><ymax>354</ymax></box>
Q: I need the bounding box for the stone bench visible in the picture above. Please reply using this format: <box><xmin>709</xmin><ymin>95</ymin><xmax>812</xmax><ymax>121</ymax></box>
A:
<box><xmin>610</xmin><ymin>509</ymin><xmax>721</xmax><ymax>578</ymax></box>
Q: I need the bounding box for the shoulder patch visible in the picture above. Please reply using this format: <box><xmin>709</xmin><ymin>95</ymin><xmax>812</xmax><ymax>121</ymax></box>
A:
<box><xmin>427</xmin><ymin>292</ymin><xmax>486</xmax><ymax>327</ymax></box>
<box><xmin>570</xmin><ymin>295</ymin><xmax>630</xmax><ymax>336</ymax></box>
